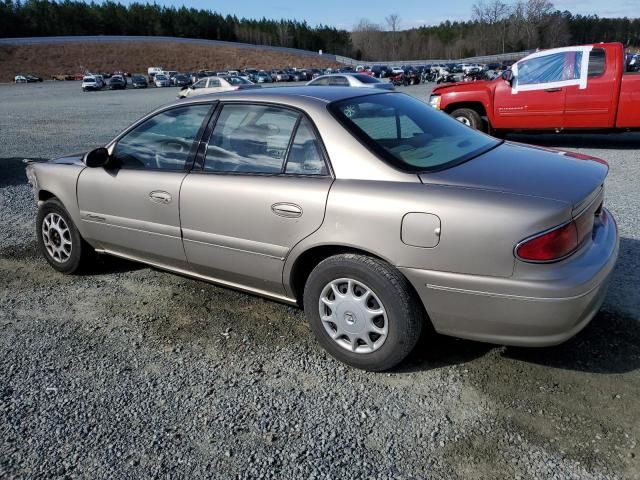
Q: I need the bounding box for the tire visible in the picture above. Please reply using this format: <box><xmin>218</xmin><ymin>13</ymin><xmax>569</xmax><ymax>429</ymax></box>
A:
<box><xmin>36</xmin><ymin>198</ymin><xmax>95</xmax><ymax>274</ymax></box>
<box><xmin>303</xmin><ymin>254</ymin><xmax>424</xmax><ymax>371</ymax></box>
<box><xmin>450</xmin><ymin>108</ymin><xmax>483</xmax><ymax>130</ymax></box>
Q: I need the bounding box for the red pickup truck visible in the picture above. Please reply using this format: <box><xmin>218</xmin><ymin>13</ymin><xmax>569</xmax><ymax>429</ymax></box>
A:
<box><xmin>429</xmin><ymin>42</ymin><xmax>640</xmax><ymax>135</ymax></box>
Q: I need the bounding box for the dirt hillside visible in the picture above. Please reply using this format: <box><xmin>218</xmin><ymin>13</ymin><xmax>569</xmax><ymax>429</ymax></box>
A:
<box><xmin>0</xmin><ymin>41</ymin><xmax>342</xmax><ymax>82</ymax></box>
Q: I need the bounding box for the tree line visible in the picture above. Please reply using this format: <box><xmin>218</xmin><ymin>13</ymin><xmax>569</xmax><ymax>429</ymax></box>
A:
<box><xmin>353</xmin><ymin>0</ymin><xmax>640</xmax><ymax>60</ymax></box>
<box><xmin>1</xmin><ymin>0</ymin><xmax>639</xmax><ymax>61</ymax></box>
<box><xmin>0</xmin><ymin>0</ymin><xmax>353</xmax><ymax>55</ymax></box>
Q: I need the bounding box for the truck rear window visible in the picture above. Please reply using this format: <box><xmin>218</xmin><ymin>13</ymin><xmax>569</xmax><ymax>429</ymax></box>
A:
<box><xmin>329</xmin><ymin>93</ymin><xmax>500</xmax><ymax>172</ymax></box>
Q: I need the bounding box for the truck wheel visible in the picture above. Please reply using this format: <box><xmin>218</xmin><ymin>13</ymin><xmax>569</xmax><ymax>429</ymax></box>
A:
<box><xmin>303</xmin><ymin>254</ymin><xmax>424</xmax><ymax>371</ymax></box>
<box><xmin>37</xmin><ymin>198</ymin><xmax>95</xmax><ymax>274</ymax></box>
<box><xmin>450</xmin><ymin>108</ymin><xmax>483</xmax><ymax>130</ymax></box>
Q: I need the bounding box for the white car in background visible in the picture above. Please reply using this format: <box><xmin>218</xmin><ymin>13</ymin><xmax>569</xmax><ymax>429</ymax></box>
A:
<box><xmin>390</xmin><ymin>66</ymin><xmax>404</xmax><ymax>74</ymax></box>
<box><xmin>154</xmin><ymin>74</ymin><xmax>171</xmax><ymax>87</ymax></box>
<box><xmin>177</xmin><ymin>76</ymin><xmax>260</xmax><ymax>98</ymax></box>
<box><xmin>81</xmin><ymin>75</ymin><xmax>102</xmax><ymax>92</ymax></box>
<box><xmin>14</xmin><ymin>75</ymin><xmax>27</xmax><ymax>83</ymax></box>
<box><xmin>306</xmin><ymin>73</ymin><xmax>394</xmax><ymax>90</ymax></box>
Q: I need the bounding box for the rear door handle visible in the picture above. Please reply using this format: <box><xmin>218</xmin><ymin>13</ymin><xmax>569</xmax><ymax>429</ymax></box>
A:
<box><xmin>149</xmin><ymin>191</ymin><xmax>172</xmax><ymax>204</ymax></box>
<box><xmin>545</xmin><ymin>87</ymin><xmax>563</xmax><ymax>92</ymax></box>
<box><xmin>271</xmin><ymin>202</ymin><xmax>302</xmax><ymax>218</ymax></box>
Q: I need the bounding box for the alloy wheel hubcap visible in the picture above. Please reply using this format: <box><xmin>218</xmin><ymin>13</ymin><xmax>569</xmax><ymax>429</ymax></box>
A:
<box><xmin>42</xmin><ymin>213</ymin><xmax>72</xmax><ymax>263</ymax></box>
<box><xmin>319</xmin><ymin>278</ymin><xmax>388</xmax><ymax>354</ymax></box>
<box><xmin>456</xmin><ymin>116</ymin><xmax>472</xmax><ymax>126</ymax></box>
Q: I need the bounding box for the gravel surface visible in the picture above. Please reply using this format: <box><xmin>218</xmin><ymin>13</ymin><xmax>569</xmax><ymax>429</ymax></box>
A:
<box><xmin>1</xmin><ymin>81</ymin><xmax>639</xmax><ymax>479</ymax></box>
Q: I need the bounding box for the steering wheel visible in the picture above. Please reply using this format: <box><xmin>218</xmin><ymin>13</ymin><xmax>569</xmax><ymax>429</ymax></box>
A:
<box><xmin>154</xmin><ymin>139</ymin><xmax>190</xmax><ymax>169</ymax></box>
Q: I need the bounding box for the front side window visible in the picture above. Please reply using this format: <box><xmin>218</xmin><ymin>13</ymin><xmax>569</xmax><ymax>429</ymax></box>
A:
<box><xmin>192</xmin><ymin>80</ymin><xmax>205</xmax><ymax>89</ymax></box>
<box><xmin>311</xmin><ymin>77</ymin><xmax>330</xmax><ymax>86</ymax></box>
<box><xmin>207</xmin><ymin>78</ymin><xmax>221</xmax><ymax>88</ymax></box>
<box><xmin>516</xmin><ymin>51</ymin><xmax>581</xmax><ymax>86</ymax></box>
<box><xmin>330</xmin><ymin>93</ymin><xmax>499</xmax><ymax>172</ymax></box>
<box><xmin>112</xmin><ymin>105</ymin><xmax>211</xmax><ymax>170</ymax></box>
<box><xmin>204</xmin><ymin>104</ymin><xmax>299</xmax><ymax>173</ymax></box>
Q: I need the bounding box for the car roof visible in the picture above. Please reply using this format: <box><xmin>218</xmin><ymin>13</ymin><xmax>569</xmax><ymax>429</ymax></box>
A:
<box><xmin>175</xmin><ymin>86</ymin><xmax>385</xmax><ymax>107</ymax></box>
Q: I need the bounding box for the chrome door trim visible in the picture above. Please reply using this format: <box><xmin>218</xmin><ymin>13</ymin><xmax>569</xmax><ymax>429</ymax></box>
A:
<box><xmin>94</xmin><ymin>248</ymin><xmax>298</xmax><ymax>305</ymax></box>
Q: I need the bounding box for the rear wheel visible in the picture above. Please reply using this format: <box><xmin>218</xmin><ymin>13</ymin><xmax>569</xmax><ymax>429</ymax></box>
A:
<box><xmin>450</xmin><ymin>108</ymin><xmax>483</xmax><ymax>130</ymax></box>
<box><xmin>37</xmin><ymin>198</ymin><xmax>95</xmax><ymax>274</ymax></box>
<box><xmin>303</xmin><ymin>254</ymin><xmax>423</xmax><ymax>371</ymax></box>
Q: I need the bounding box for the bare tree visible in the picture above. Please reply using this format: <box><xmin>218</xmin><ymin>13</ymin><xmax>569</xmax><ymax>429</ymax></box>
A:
<box><xmin>385</xmin><ymin>13</ymin><xmax>401</xmax><ymax>59</ymax></box>
<box><xmin>473</xmin><ymin>0</ymin><xmax>510</xmax><ymax>53</ymax></box>
<box><xmin>352</xmin><ymin>18</ymin><xmax>383</xmax><ymax>59</ymax></box>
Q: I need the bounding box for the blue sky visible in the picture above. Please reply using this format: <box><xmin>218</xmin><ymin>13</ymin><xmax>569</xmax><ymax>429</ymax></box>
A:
<box><xmin>117</xmin><ymin>0</ymin><xmax>638</xmax><ymax>29</ymax></box>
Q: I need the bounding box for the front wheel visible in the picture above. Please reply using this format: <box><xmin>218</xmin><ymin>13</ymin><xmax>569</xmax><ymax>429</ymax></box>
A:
<box><xmin>36</xmin><ymin>198</ymin><xmax>95</xmax><ymax>274</ymax></box>
<box><xmin>303</xmin><ymin>254</ymin><xmax>424</xmax><ymax>371</ymax></box>
<box><xmin>450</xmin><ymin>108</ymin><xmax>483</xmax><ymax>131</ymax></box>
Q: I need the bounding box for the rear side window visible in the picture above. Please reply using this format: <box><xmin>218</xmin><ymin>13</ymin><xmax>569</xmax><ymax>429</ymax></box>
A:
<box><xmin>204</xmin><ymin>104</ymin><xmax>299</xmax><ymax>174</ymax></box>
<box><xmin>285</xmin><ymin>118</ymin><xmax>328</xmax><ymax>175</ymax></box>
<box><xmin>588</xmin><ymin>48</ymin><xmax>606</xmax><ymax>77</ymax></box>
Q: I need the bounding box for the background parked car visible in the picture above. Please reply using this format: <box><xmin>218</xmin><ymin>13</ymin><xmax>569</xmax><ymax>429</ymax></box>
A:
<box><xmin>14</xmin><ymin>74</ymin><xmax>27</xmax><ymax>83</ymax></box>
<box><xmin>178</xmin><ymin>75</ymin><xmax>260</xmax><ymax>98</ymax></box>
<box><xmin>81</xmin><ymin>76</ymin><xmax>101</xmax><ymax>92</ymax></box>
<box><xmin>108</xmin><ymin>75</ymin><xmax>127</xmax><ymax>90</ymax></box>
<box><xmin>307</xmin><ymin>73</ymin><xmax>394</xmax><ymax>90</ymax></box>
<box><xmin>173</xmin><ymin>74</ymin><xmax>191</xmax><ymax>87</ymax></box>
<box><xmin>130</xmin><ymin>74</ymin><xmax>148</xmax><ymax>88</ymax></box>
<box><xmin>154</xmin><ymin>74</ymin><xmax>171</xmax><ymax>87</ymax></box>
<box><xmin>256</xmin><ymin>71</ymin><xmax>272</xmax><ymax>83</ymax></box>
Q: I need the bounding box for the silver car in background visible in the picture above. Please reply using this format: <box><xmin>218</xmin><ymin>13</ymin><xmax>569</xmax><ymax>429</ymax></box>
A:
<box><xmin>307</xmin><ymin>73</ymin><xmax>394</xmax><ymax>90</ymax></box>
<box><xmin>25</xmin><ymin>87</ymin><xmax>618</xmax><ymax>371</ymax></box>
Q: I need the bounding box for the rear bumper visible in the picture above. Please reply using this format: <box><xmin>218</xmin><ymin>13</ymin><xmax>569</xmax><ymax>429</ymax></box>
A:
<box><xmin>400</xmin><ymin>209</ymin><xmax>619</xmax><ymax>347</ymax></box>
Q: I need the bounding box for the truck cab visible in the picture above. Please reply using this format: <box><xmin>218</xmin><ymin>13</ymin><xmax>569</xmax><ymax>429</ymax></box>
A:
<box><xmin>430</xmin><ymin>43</ymin><xmax>640</xmax><ymax>134</ymax></box>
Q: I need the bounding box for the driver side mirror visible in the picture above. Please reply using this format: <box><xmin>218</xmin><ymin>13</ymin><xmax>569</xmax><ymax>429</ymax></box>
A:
<box><xmin>84</xmin><ymin>147</ymin><xmax>110</xmax><ymax>168</ymax></box>
<box><xmin>501</xmin><ymin>70</ymin><xmax>513</xmax><ymax>84</ymax></box>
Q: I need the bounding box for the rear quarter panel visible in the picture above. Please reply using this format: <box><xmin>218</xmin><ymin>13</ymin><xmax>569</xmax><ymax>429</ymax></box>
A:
<box><xmin>283</xmin><ymin>179</ymin><xmax>572</xmax><ymax>294</ymax></box>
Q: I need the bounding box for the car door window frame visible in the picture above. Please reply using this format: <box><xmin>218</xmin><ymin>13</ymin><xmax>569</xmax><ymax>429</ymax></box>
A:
<box><xmin>193</xmin><ymin>101</ymin><xmax>334</xmax><ymax>178</ymax></box>
<box><xmin>106</xmin><ymin>101</ymin><xmax>217</xmax><ymax>173</ymax></box>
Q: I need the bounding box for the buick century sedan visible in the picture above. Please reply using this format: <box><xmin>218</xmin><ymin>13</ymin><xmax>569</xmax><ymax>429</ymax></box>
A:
<box><xmin>25</xmin><ymin>87</ymin><xmax>619</xmax><ymax>371</ymax></box>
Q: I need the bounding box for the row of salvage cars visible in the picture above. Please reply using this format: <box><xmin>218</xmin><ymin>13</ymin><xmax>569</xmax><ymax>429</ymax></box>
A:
<box><xmin>24</xmin><ymin>43</ymin><xmax>623</xmax><ymax>370</ymax></box>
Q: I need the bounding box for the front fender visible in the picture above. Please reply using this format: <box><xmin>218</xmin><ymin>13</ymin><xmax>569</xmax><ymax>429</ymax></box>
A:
<box><xmin>27</xmin><ymin>161</ymin><xmax>87</xmax><ymax>239</ymax></box>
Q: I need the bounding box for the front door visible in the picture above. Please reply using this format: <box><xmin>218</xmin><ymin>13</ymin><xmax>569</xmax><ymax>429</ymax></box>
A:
<box><xmin>77</xmin><ymin>104</ymin><xmax>212</xmax><ymax>265</ymax></box>
<box><xmin>180</xmin><ymin>103</ymin><xmax>333</xmax><ymax>295</ymax></box>
<box><xmin>493</xmin><ymin>48</ymin><xmax>598</xmax><ymax>130</ymax></box>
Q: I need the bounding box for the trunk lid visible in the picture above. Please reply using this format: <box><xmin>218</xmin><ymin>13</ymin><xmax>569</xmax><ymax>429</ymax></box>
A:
<box><xmin>418</xmin><ymin>141</ymin><xmax>608</xmax><ymax>206</ymax></box>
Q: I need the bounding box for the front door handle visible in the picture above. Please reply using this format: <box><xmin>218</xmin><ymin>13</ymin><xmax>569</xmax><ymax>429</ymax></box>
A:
<box><xmin>271</xmin><ymin>202</ymin><xmax>303</xmax><ymax>218</ymax></box>
<box><xmin>149</xmin><ymin>191</ymin><xmax>172</xmax><ymax>204</ymax></box>
<box><xmin>545</xmin><ymin>87</ymin><xmax>563</xmax><ymax>92</ymax></box>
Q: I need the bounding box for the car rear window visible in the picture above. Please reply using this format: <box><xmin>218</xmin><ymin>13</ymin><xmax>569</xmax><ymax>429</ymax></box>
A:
<box><xmin>329</xmin><ymin>93</ymin><xmax>500</xmax><ymax>172</ymax></box>
<box><xmin>354</xmin><ymin>74</ymin><xmax>380</xmax><ymax>84</ymax></box>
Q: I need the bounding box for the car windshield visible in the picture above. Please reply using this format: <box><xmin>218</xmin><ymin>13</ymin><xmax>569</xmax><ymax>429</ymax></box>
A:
<box><xmin>329</xmin><ymin>93</ymin><xmax>500</xmax><ymax>172</ymax></box>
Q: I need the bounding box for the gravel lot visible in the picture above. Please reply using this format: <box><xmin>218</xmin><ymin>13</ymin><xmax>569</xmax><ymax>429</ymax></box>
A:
<box><xmin>1</xmin><ymin>81</ymin><xmax>639</xmax><ymax>479</ymax></box>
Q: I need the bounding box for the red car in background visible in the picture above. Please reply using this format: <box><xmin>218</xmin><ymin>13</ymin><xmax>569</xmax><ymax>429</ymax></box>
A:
<box><xmin>429</xmin><ymin>42</ymin><xmax>640</xmax><ymax>135</ymax></box>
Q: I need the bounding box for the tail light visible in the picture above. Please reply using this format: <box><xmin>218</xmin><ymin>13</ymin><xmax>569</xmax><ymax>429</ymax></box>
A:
<box><xmin>516</xmin><ymin>221</ymin><xmax>579</xmax><ymax>262</ymax></box>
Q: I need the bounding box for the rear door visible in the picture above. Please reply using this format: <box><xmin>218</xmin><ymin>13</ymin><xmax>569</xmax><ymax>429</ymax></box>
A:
<box><xmin>564</xmin><ymin>47</ymin><xmax>620</xmax><ymax>129</ymax></box>
<box><xmin>180</xmin><ymin>103</ymin><xmax>333</xmax><ymax>295</ymax></box>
